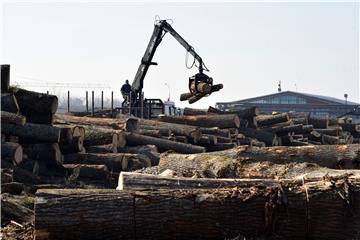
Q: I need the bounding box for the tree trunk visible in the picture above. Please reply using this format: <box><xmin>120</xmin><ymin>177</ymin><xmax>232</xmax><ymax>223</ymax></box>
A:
<box><xmin>2</xmin><ymin>123</ymin><xmax>61</xmax><ymax>143</ymax></box>
<box><xmin>314</xmin><ymin>126</ymin><xmax>342</xmax><ymax>136</ymax></box>
<box><xmin>25</xmin><ymin>113</ymin><xmax>54</xmax><ymax>125</ymax></box>
<box><xmin>309</xmin><ymin>117</ymin><xmax>329</xmax><ymax>129</ymax></box>
<box><xmin>1</xmin><ymin>111</ymin><xmax>26</xmax><ymax>126</ymax></box>
<box><xmin>2</xmin><ymin>199</ymin><xmax>34</xmax><ymax>224</ymax></box>
<box><xmin>199</xmin><ymin>127</ymin><xmax>230</xmax><ymax>138</ymax></box>
<box><xmin>255</xmin><ymin>113</ymin><xmax>289</xmax><ymax>127</ymax></box>
<box><xmin>137</xmin><ymin>128</ymin><xmax>172</xmax><ymax>138</ymax></box>
<box><xmin>208</xmin><ymin>106</ymin><xmax>260</xmax><ymax>118</ymax></box>
<box><xmin>1</xmin><ymin>142</ymin><xmax>23</xmax><ymax>165</ymax></box>
<box><xmin>339</xmin><ymin>123</ymin><xmax>360</xmax><ymax>136</ymax></box>
<box><xmin>59</xmin><ymin>136</ymin><xmax>84</xmax><ymax>154</ymax></box>
<box><xmin>158</xmin><ymin>114</ymin><xmax>240</xmax><ymax>129</ymax></box>
<box><xmin>183</xmin><ymin>107</ymin><xmax>208</xmax><ymax>115</ymax></box>
<box><xmin>55</xmin><ymin>114</ymin><xmax>138</xmax><ymax>132</ymax></box>
<box><xmin>125</xmin><ymin>132</ymin><xmax>205</xmax><ymax>154</ymax></box>
<box><xmin>321</xmin><ymin>134</ymin><xmax>340</xmax><ymax>145</ymax></box>
<box><xmin>35</xmin><ymin>181</ymin><xmax>360</xmax><ymax>240</ymax></box>
<box><xmin>63</xmin><ymin>153</ymin><xmax>151</xmax><ymax>172</ymax></box>
<box><xmin>117</xmin><ymin>145</ymin><xmax>160</xmax><ymax>166</ymax></box>
<box><xmin>23</xmin><ymin>143</ymin><xmax>63</xmax><ymax>166</ymax></box>
<box><xmin>1</xmin><ymin>182</ymin><xmax>24</xmax><ymax>194</ymax></box>
<box><xmin>1</xmin><ymin>64</ymin><xmax>10</xmax><ymax>92</ymax></box>
<box><xmin>138</xmin><ymin>118</ymin><xmax>201</xmax><ymax>142</ymax></box>
<box><xmin>117</xmin><ymin>172</ymin><xmax>301</xmax><ymax>190</ymax></box>
<box><xmin>64</xmin><ymin>164</ymin><xmax>110</xmax><ymax>181</ymax></box>
<box><xmin>261</xmin><ymin>124</ymin><xmax>303</xmax><ymax>135</ymax></box>
<box><xmin>239</xmin><ymin>127</ymin><xmax>278</xmax><ymax>146</ymax></box>
<box><xmin>81</xmin><ymin>125</ymin><xmax>126</xmax><ymax>148</ymax></box>
<box><xmin>205</xmin><ymin>143</ymin><xmax>237</xmax><ymax>152</ymax></box>
<box><xmin>86</xmin><ymin>144</ymin><xmax>117</xmax><ymax>153</ymax></box>
<box><xmin>1</xmin><ymin>93</ymin><xmax>20</xmax><ymax>113</ymax></box>
<box><xmin>12</xmin><ymin>167</ymin><xmax>41</xmax><ymax>184</ymax></box>
<box><xmin>14</xmin><ymin>88</ymin><xmax>58</xmax><ymax>115</ymax></box>
<box><xmin>140</xmin><ymin>144</ymin><xmax>360</xmax><ymax>177</ymax></box>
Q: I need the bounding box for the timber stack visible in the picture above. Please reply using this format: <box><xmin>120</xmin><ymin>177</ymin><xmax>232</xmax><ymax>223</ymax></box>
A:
<box><xmin>2</xmin><ymin>65</ymin><xmax>360</xmax><ymax>239</ymax></box>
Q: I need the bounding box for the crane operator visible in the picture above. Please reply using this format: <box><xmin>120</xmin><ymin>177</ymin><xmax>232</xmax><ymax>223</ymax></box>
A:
<box><xmin>121</xmin><ymin>80</ymin><xmax>132</xmax><ymax>100</ymax></box>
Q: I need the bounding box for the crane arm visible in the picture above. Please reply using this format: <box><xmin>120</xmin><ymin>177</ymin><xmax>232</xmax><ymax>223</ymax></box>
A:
<box><xmin>131</xmin><ymin>20</ymin><xmax>208</xmax><ymax>95</ymax></box>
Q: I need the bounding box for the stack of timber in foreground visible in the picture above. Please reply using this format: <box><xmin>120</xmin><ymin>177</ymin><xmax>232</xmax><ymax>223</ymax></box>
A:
<box><xmin>2</xmin><ymin>67</ymin><xmax>360</xmax><ymax>239</ymax></box>
<box><xmin>34</xmin><ymin>143</ymin><xmax>360</xmax><ymax>239</ymax></box>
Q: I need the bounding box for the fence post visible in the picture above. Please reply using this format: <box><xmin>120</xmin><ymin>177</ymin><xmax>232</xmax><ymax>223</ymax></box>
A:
<box><xmin>111</xmin><ymin>91</ymin><xmax>114</xmax><ymax>117</ymax></box>
<box><xmin>67</xmin><ymin>90</ymin><xmax>70</xmax><ymax>112</ymax></box>
<box><xmin>86</xmin><ymin>91</ymin><xmax>89</xmax><ymax>113</ymax></box>
<box><xmin>92</xmin><ymin>90</ymin><xmax>94</xmax><ymax>116</ymax></box>
<box><xmin>140</xmin><ymin>91</ymin><xmax>144</xmax><ymax>119</ymax></box>
<box><xmin>128</xmin><ymin>92</ymin><xmax>132</xmax><ymax>117</ymax></box>
<box><xmin>101</xmin><ymin>91</ymin><xmax>104</xmax><ymax>110</ymax></box>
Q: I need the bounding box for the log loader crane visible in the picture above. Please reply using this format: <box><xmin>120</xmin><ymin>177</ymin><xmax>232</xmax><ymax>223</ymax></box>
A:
<box><xmin>122</xmin><ymin>18</ymin><xmax>223</xmax><ymax>118</ymax></box>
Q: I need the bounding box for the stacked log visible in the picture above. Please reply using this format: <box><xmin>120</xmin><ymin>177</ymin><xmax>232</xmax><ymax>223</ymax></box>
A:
<box><xmin>35</xmin><ymin>178</ymin><xmax>360</xmax><ymax>240</ymax></box>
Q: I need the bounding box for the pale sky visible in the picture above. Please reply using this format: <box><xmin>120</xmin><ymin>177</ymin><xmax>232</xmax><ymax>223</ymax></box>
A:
<box><xmin>1</xmin><ymin>1</ymin><xmax>359</xmax><ymax>108</ymax></box>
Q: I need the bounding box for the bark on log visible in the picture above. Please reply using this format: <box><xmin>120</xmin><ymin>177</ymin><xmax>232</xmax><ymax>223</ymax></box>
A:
<box><xmin>339</xmin><ymin>123</ymin><xmax>360</xmax><ymax>136</ymax></box>
<box><xmin>35</xmin><ymin>189</ymin><xmax>135</xmax><ymax>240</ymax></box>
<box><xmin>208</xmin><ymin>106</ymin><xmax>260</xmax><ymax>118</ymax></box>
<box><xmin>255</xmin><ymin>113</ymin><xmax>289</xmax><ymax>127</ymax></box>
<box><xmin>1</xmin><ymin>64</ymin><xmax>10</xmax><ymax>92</ymax></box>
<box><xmin>13</xmin><ymin>167</ymin><xmax>41</xmax><ymax>184</ymax></box>
<box><xmin>142</xmin><ymin>144</ymin><xmax>360</xmax><ymax>177</ymax></box>
<box><xmin>136</xmin><ymin>129</ymin><xmax>170</xmax><ymax>138</ymax></box>
<box><xmin>314</xmin><ymin>127</ymin><xmax>342</xmax><ymax>136</ymax></box>
<box><xmin>309</xmin><ymin>117</ymin><xmax>329</xmax><ymax>129</ymax></box>
<box><xmin>183</xmin><ymin>107</ymin><xmax>208</xmax><ymax>115</ymax></box>
<box><xmin>35</xmin><ymin>181</ymin><xmax>360</xmax><ymax>240</ymax></box>
<box><xmin>63</xmin><ymin>153</ymin><xmax>151</xmax><ymax>172</ymax></box>
<box><xmin>55</xmin><ymin>114</ymin><xmax>138</xmax><ymax>132</ymax></box>
<box><xmin>190</xmin><ymin>82</ymin><xmax>211</xmax><ymax>94</ymax></box>
<box><xmin>1</xmin><ymin>93</ymin><xmax>20</xmax><ymax>113</ymax></box>
<box><xmin>188</xmin><ymin>94</ymin><xmax>205</xmax><ymax>104</ymax></box>
<box><xmin>81</xmin><ymin>125</ymin><xmax>126</xmax><ymax>148</ymax></box>
<box><xmin>23</xmin><ymin>143</ymin><xmax>62</xmax><ymax>166</ymax></box>
<box><xmin>59</xmin><ymin>136</ymin><xmax>84</xmax><ymax>154</ymax></box>
<box><xmin>1</xmin><ymin>111</ymin><xmax>26</xmax><ymax>126</ymax></box>
<box><xmin>138</xmin><ymin>118</ymin><xmax>201</xmax><ymax>142</ymax></box>
<box><xmin>25</xmin><ymin>113</ymin><xmax>54</xmax><ymax>125</ymax></box>
<box><xmin>65</xmin><ymin>164</ymin><xmax>110</xmax><ymax>181</ymax></box>
<box><xmin>1</xmin><ymin>142</ymin><xmax>23</xmax><ymax>165</ymax></box>
<box><xmin>158</xmin><ymin>114</ymin><xmax>240</xmax><ymax>129</ymax></box>
<box><xmin>2</xmin><ymin>199</ymin><xmax>34</xmax><ymax>224</ymax></box>
<box><xmin>238</xmin><ymin>138</ymin><xmax>266</xmax><ymax>147</ymax></box>
<box><xmin>239</xmin><ymin>127</ymin><xmax>278</xmax><ymax>146</ymax></box>
<box><xmin>199</xmin><ymin>127</ymin><xmax>230</xmax><ymax>138</ymax></box>
<box><xmin>2</xmin><ymin>123</ymin><xmax>61</xmax><ymax>143</ymax></box>
<box><xmin>321</xmin><ymin>134</ymin><xmax>340</xmax><ymax>145</ymax></box>
<box><xmin>117</xmin><ymin>145</ymin><xmax>160</xmax><ymax>166</ymax></box>
<box><xmin>1</xmin><ymin>182</ymin><xmax>24</xmax><ymax>194</ymax></box>
<box><xmin>125</xmin><ymin>132</ymin><xmax>205</xmax><ymax>154</ymax></box>
<box><xmin>205</xmin><ymin>143</ymin><xmax>237</xmax><ymax>152</ymax></box>
<box><xmin>14</xmin><ymin>88</ymin><xmax>58</xmax><ymax>115</ymax></box>
<box><xmin>117</xmin><ymin>172</ymin><xmax>301</xmax><ymax>190</ymax></box>
<box><xmin>180</xmin><ymin>92</ymin><xmax>194</xmax><ymax>101</ymax></box>
<box><xmin>261</xmin><ymin>124</ymin><xmax>303</xmax><ymax>135</ymax></box>
<box><xmin>86</xmin><ymin>144</ymin><xmax>117</xmax><ymax>153</ymax></box>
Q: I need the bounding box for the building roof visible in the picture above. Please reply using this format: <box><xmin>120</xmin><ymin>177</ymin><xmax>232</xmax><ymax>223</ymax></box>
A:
<box><xmin>219</xmin><ymin>91</ymin><xmax>359</xmax><ymax>105</ymax></box>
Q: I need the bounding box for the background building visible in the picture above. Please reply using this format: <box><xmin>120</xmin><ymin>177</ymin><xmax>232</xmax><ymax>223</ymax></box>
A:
<box><xmin>216</xmin><ymin>91</ymin><xmax>360</xmax><ymax>122</ymax></box>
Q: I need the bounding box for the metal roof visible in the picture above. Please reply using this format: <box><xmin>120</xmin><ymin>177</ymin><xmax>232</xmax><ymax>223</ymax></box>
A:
<box><xmin>219</xmin><ymin>91</ymin><xmax>359</xmax><ymax>105</ymax></box>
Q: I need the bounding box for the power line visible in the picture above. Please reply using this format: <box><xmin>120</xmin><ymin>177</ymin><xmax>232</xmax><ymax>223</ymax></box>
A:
<box><xmin>12</xmin><ymin>74</ymin><xmax>111</xmax><ymax>89</ymax></box>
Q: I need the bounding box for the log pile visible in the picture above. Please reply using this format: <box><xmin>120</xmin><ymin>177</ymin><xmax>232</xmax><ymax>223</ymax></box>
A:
<box><xmin>3</xmin><ymin>66</ymin><xmax>360</xmax><ymax>239</ymax></box>
<box><xmin>163</xmin><ymin>106</ymin><xmax>360</xmax><ymax>149</ymax></box>
<box><xmin>0</xmin><ymin>73</ymin><xmax>157</xmax><ymax>192</ymax></box>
